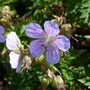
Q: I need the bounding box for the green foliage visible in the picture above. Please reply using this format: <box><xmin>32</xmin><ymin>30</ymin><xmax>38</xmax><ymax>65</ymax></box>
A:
<box><xmin>59</xmin><ymin>50</ymin><xmax>90</xmax><ymax>90</ymax></box>
<box><xmin>78</xmin><ymin>77</ymin><xmax>90</xmax><ymax>89</ymax></box>
<box><xmin>65</xmin><ymin>0</ymin><xmax>90</xmax><ymax>26</ymax></box>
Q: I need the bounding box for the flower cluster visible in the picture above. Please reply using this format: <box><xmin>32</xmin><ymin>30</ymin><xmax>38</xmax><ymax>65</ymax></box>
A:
<box><xmin>0</xmin><ymin>20</ymin><xmax>70</xmax><ymax>72</ymax></box>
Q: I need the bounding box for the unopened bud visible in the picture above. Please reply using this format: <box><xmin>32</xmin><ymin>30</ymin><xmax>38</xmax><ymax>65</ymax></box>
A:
<box><xmin>3</xmin><ymin>6</ymin><xmax>10</xmax><ymax>15</ymax></box>
<box><xmin>52</xmin><ymin>75</ymin><xmax>64</xmax><ymax>87</ymax></box>
<box><xmin>41</xmin><ymin>78</ymin><xmax>50</xmax><ymax>87</ymax></box>
<box><xmin>61</xmin><ymin>24</ymin><xmax>72</xmax><ymax>37</ymax></box>
<box><xmin>22</xmin><ymin>55</ymin><xmax>32</xmax><ymax>70</ymax></box>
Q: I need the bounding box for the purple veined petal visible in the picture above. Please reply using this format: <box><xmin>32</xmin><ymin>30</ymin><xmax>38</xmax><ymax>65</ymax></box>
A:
<box><xmin>44</xmin><ymin>20</ymin><xmax>60</xmax><ymax>36</ymax></box>
<box><xmin>30</xmin><ymin>39</ymin><xmax>45</xmax><ymax>57</ymax></box>
<box><xmin>0</xmin><ymin>25</ymin><xmax>4</xmax><ymax>34</ymax></box>
<box><xmin>26</xmin><ymin>23</ymin><xmax>45</xmax><ymax>38</ymax></box>
<box><xmin>46</xmin><ymin>43</ymin><xmax>60</xmax><ymax>64</ymax></box>
<box><xmin>9</xmin><ymin>52</ymin><xmax>21</xmax><ymax>69</ymax></box>
<box><xmin>6</xmin><ymin>32</ymin><xmax>21</xmax><ymax>50</ymax></box>
<box><xmin>54</xmin><ymin>35</ymin><xmax>70</xmax><ymax>52</ymax></box>
<box><xmin>0</xmin><ymin>35</ymin><xmax>6</xmax><ymax>43</ymax></box>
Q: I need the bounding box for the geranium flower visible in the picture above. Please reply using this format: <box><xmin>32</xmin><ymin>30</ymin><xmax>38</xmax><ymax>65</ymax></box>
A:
<box><xmin>6</xmin><ymin>32</ymin><xmax>21</xmax><ymax>72</ymax></box>
<box><xmin>0</xmin><ymin>25</ymin><xmax>6</xmax><ymax>43</ymax></box>
<box><xmin>26</xmin><ymin>20</ymin><xmax>70</xmax><ymax>64</ymax></box>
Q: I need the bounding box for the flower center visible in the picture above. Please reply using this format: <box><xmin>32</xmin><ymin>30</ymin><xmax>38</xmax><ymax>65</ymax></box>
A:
<box><xmin>41</xmin><ymin>32</ymin><xmax>56</xmax><ymax>50</ymax></box>
<box><xmin>46</xmin><ymin>35</ymin><xmax>55</xmax><ymax>44</ymax></box>
<box><xmin>42</xmin><ymin>34</ymin><xmax>56</xmax><ymax>47</ymax></box>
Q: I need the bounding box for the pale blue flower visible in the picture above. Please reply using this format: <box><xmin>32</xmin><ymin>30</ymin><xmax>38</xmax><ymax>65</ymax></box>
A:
<box><xmin>26</xmin><ymin>20</ymin><xmax>70</xmax><ymax>64</ymax></box>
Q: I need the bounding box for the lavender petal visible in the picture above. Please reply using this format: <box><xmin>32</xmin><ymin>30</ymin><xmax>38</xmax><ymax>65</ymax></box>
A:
<box><xmin>0</xmin><ymin>25</ymin><xmax>4</xmax><ymax>34</ymax></box>
<box><xmin>54</xmin><ymin>35</ymin><xmax>70</xmax><ymax>52</ymax></box>
<box><xmin>26</xmin><ymin>23</ymin><xmax>45</xmax><ymax>38</ymax></box>
<box><xmin>30</xmin><ymin>39</ymin><xmax>45</xmax><ymax>57</ymax></box>
<box><xmin>44</xmin><ymin>20</ymin><xmax>60</xmax><ymax>36</ymax></box>
<box><xmin>9</xmin><ymin>52</ymin><xmax>21</xmax><ymax>69</ymax></box>
<box><xmin>6</xmin><ymin>32</ymin><xmax>20</xmax><ymax>50</ymax></box>
<box><xmin>0</xmin><ymin>35</ymin><xmax>6</xmax><ymax>43</ymax></box>
<box><xmin>46</xmin><ymin>43</ymin><xmax>60</xmax><ymax>64</ymax></box>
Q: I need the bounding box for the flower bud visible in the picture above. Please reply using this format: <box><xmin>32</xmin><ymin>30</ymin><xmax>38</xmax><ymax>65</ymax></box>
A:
<box><xmin>0</xmin><ymin>6</ymin><xmax>12</xmax><ymax>26</ymax></box>
<box><xmin>61</xmin><ymin>24</ymin><xmax>72</xmax><ymax>37</ymax></box>
<box><xmin>41</xmin><ymin>77</ymin><xmax>50</xmax><ymax>88</ymax></box>
<box><xmin>3</xmin><ymin>6</ymin><xmax>10</xmax><ymax>14</ymax></box>
<box><xmin>52</xmin><ymin>75</ymin><xmax>64</xmax><ymax>87</ymax></box>
<box><xmin>21</xmin><ymin>55</ymin><xmax>32</xmax><ymax>70</ymax></box>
